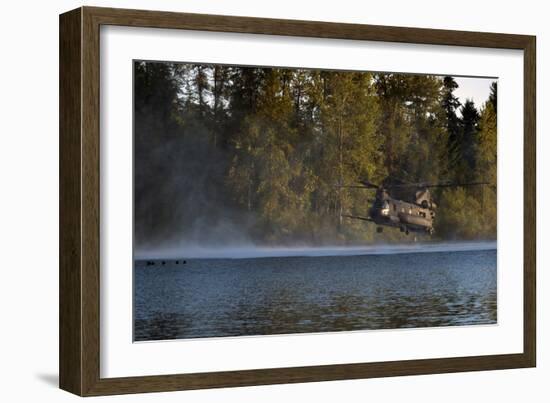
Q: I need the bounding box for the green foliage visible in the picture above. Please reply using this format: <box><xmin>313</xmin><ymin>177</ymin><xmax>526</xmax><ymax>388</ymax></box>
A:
<box><xmin>134</xmin><ymin>62</ymin><xmax>497</xmax><ymax>245</ymax></box>
<box><xmin>435</xmin><ymin>186</ymin><xmax>495</xmax><ymax>239</ymax></box>
<box><xmin>436</xmin><ymin>188</ymin><xmax>482</xmax><ymax>239</ymax></box>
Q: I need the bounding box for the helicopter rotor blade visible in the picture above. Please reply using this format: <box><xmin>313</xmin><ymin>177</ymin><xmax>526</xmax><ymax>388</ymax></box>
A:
<box><xmin>384</xmin><ymin>181</ymin><xmax>490</xmax><ymax>189</ymax></box>
<box><xmin>341</xmin><ymin>214</ymin><xmax>374</xmax><ymax>222</ymax></box>
<box><xmin>336</xmin><ymin>179</ymin><xmax>379</xmax><ymax>190</ymax></box>
<box><xmin>359</xmin><ymin>180</ymin><xmax>379</xmax><ymax>189</ymax></box>
<box><xmin>336</xmin><ymin>185</ymin><xmax>377</xmax><ymax>190</ymax></box>
<box><xmin>420</xmin><ymin>181</ymin><xmax>490</xmax><ymax>189</ymax></box>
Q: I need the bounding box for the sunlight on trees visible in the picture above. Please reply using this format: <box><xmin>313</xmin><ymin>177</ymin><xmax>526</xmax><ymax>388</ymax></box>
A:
<box><xmin>134</xmin><ymin>62</ymin><xmax>497</xmax><ymax>245</ymax></box>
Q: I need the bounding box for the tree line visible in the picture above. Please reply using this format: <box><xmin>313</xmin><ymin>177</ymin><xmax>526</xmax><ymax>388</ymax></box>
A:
<box><xmin>134</xmin><ymin>61</ymin><xmax>497</xmax><ymax>246</ymax></box>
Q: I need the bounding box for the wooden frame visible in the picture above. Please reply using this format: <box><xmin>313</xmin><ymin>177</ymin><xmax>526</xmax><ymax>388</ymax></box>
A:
<box><xmin>59</xmin><ymin>6</ymin><xmax>536</xmax><ymax>396</ymax></box>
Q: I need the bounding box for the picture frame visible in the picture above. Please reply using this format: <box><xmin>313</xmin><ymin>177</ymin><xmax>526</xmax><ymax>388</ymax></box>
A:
<box><xmin>59</xmin><ymin>6</ymin><xmax>536</xmax><ymax>396</ymax></box>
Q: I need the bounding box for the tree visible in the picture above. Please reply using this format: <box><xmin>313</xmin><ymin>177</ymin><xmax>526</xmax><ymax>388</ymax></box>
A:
<box><xmin>375</xmin><ymin>74</ymin><xmax>444</xmax><ymax>183</ymax></box>
<box><xmin>440</xmin><ymin>76</ymin><xmax>462</xmax><ymax>176</ymax></box>
<box><xmin>435</xmin><ymin>187</ymin><xmax>483</xmax><ymax>239</ymax></box>
<box><xmin>375</xmin><ymin>74</ymin><xmax>411</xmax><ymax>177</ymax></box>
<box><xmin>455</xmin><ymin>100</ymin><xmax>480</xmax><ymax>183</ymax></box>
<box><xmin>475</xmin><ymin>95</ymin><xmax>497</xmax><ymax>236</ymax></box>
<box><xmin>488</xmin><ymin>82</ymin><xmax>497</xmax><ymax>112</ymax></box>
<box><xmin>314</xmin><ymin>72</ymin><xmax>381</xmax><ymax>233</ymax></box>
<box><xmin>134</xmin><ymin>60</ymin><xmax>498</xmax><ymax>245</ymax></box>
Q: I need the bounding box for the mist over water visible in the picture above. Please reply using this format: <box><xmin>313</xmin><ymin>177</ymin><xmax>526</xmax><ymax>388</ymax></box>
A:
<box><xmin>135</xmin><ymin>240</ymin><xmax>496</xmax><ymax>260</ymax></box>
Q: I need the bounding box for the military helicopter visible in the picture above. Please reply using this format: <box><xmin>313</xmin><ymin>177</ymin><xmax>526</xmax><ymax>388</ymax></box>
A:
<box><xmin>340</xmin><ymin>178</ymin><xmax>488</xmax><ymax>236</ymax></box>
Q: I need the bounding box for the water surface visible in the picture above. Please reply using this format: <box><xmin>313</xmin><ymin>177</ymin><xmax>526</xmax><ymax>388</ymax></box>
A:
<box><xmin>134</xmin><ymin>247</ymin><xmax>496</xmax><ymax>341</ymax></box>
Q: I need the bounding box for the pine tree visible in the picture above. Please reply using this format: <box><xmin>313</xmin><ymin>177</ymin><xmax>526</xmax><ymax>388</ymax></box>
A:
<box><xmin>457</xmin><ymin>100</ymin><xmax>480</xmax><ymax>182</ymax></box>
<box><xmin>440</xmin><ymin>76</ymin><xmax>462</xmax><ymax>176</ymax></box>
<box><xmin>488</xmin><ymin>82</ymin><xmax>497</xmax><ymax>112</ymax></box>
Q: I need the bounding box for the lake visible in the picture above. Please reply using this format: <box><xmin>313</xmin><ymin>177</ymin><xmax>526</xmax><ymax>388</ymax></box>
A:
<box><xmin>134</xmin><ymin>244</ymin><xmax>497</xmax><ymax>341</ymax></box>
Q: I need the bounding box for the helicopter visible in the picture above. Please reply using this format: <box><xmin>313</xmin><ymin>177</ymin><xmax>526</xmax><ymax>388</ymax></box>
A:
<box><xmin>340</xmin><ymin>178</ymin><xmax>489</xmax><ymax>236</ymax></box>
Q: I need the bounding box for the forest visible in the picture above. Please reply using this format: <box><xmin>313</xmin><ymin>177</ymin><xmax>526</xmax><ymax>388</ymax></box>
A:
<box><xmin>134</xmin><ymin>61</ymin><xmax>497</xmax><ymax>248</ymax></box>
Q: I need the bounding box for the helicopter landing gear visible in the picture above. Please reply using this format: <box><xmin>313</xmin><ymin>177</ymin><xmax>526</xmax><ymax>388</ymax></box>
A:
<box><xmin>376</xmin><ymin>226</ymin><xmax>383</xmax><ymax>233</ymax></box>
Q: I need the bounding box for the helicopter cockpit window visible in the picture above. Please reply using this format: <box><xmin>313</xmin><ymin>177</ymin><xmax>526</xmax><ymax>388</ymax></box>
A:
<box><xmin>381</xmin><ymin>201</ymin><xmax>390</xmax><ymax>216</ymax></box>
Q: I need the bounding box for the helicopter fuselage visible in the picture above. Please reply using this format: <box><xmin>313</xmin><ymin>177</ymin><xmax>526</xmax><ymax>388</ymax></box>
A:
<box><xmin>369</xmin><ymin>195</ymin><xmax>435</xmax><ymax>235</ymax></box>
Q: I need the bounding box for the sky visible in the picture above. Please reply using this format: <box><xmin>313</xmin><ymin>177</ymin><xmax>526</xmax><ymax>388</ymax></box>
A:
<box><xmin>454</xmin><ymin>76</ymin><xmax>496</xmax><ymax>111</ymax></box>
